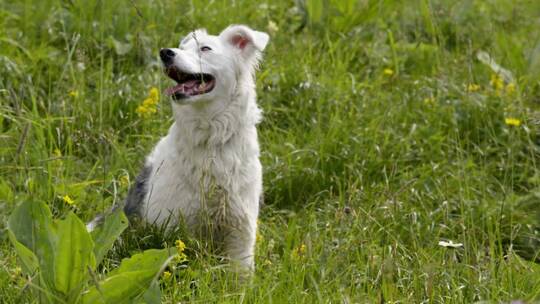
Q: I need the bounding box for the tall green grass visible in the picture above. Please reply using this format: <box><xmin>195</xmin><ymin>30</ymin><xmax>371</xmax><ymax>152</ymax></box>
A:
<box><xmin>1</xmin><ymin>0</ymin><xmax>540</xmax><ymax>302</ymax></box>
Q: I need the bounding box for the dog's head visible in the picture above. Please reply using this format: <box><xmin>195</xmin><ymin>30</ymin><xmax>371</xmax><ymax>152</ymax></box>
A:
<box><xmin>160</xmin><ymin>25</ymin><xmax>269</xmax><ymax>105</ymax></box>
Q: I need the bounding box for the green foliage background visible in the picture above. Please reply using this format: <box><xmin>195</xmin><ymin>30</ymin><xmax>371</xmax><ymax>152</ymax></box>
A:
<box><xmin>1</xmin><ymin>0</ymin><xmax>540</xmax><ymax>302</ymax></box>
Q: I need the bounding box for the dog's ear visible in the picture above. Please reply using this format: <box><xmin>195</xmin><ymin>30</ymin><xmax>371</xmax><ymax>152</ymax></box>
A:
<box><xmin>220</xmin><ymin>25</ymin><xmax>269</xmax><ymax>55</ymax></box>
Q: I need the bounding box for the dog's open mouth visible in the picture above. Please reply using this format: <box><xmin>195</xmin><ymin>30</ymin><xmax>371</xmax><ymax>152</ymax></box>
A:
<box><xmin>164</xmin><ymin>67</ymin><xmax>216</xmax><ymax>99</ymax></box>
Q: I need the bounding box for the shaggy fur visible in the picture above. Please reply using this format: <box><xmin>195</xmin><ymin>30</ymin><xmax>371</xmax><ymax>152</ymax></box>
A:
<box><xmin>130</xmin><ymin>25</ymin><xmax>269</xmax><ymax>271</ymax></box>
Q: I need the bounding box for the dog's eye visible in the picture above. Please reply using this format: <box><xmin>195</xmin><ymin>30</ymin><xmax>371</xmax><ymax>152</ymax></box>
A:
<box><xmin>200</xmin><ymin>46</ymin><xmax>212</xmax><ymax>52</ymax></box>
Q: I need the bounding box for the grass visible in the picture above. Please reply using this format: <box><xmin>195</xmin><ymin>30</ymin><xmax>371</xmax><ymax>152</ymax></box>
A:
<box><xmin>1</xmin><ymin>0</ymin><xmax>540</xmax><ymax>302</ymax></box>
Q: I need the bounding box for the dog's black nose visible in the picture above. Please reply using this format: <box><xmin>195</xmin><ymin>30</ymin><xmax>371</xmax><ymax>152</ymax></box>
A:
<box><xmin>159</xmin><ymin>48</ymin><xmax>175</xmax><ymax>63</ymax></box>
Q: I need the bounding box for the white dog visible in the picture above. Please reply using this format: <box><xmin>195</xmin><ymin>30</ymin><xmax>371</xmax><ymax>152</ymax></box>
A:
<box><xmin>123</xmin><ymin>25</ymin><xmax>269</xmax><ymax>271</ymax></box>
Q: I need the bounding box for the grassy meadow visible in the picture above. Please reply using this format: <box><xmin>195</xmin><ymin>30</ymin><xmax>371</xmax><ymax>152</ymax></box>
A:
<box><xmin>1</xmin><ymin>0</ymin><xmax>540</xmax><ymax>302</ymax></box>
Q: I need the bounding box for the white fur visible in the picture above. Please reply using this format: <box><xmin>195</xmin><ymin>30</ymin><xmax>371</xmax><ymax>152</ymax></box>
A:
<box><xmin>141</xmin><ymin>25</ymin><xmax>268</xmax><ymax>271</ymax></box>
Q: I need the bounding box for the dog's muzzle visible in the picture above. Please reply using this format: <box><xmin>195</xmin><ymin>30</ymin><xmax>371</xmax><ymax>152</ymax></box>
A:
<box><xmin>159</xmin><ymin>48</ymin><xmax>175</xmax><ymax>65</ymax></box>
<box><xmin>159</xmin><ymin>48</ymin><xmax>216</xmax><ymax>100</ymax></box>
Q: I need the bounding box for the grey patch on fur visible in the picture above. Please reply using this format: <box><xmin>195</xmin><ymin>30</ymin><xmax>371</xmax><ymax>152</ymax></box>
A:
<box><xmin>86</xmin><ymin>164</ymin><xmax>152</xmax><ymax>232</ymax></box>
<box><xmin>86</xmin><ymin>213</ymin><xmax>105</xmax><ymax>232</ymax></box>
<box><xmin>124</xmin><ymin>164</ymin><xmax>152</xmax><ymax>217</ymax></box>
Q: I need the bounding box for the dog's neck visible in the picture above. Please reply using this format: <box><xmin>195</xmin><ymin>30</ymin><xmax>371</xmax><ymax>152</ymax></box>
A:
<box><xmin>171</xmin><ymin>76</ymin><xmax>261</xmax><ymax>148</ymax></box>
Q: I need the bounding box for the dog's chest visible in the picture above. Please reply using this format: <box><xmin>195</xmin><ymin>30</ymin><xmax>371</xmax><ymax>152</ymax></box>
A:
<box><xmin>143</xmin><ymin>132</ymin><xmax>251</xmax><ymax>224</ymax></box>
<box><xmin>183</xmin><ymin>142</ymin><xmax>241</xmax><ymax>189</ymax></box>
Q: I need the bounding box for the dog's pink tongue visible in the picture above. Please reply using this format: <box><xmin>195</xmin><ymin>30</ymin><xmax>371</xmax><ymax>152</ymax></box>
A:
<box><xmin>165</xmin><ymin>80</ymin><xmax>200</xmax><ymax>96</ymax></box>
<box><xmin>165</xmin><ymin>83</ymin><xmax>184</xmax><ymax>96</ymax></box>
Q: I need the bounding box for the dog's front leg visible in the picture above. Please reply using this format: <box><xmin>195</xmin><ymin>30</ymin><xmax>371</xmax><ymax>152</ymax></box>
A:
<box><xmin>222</xmin><ymin>214</ymin><xmax>257</xmax><ymax>272</ymax></box>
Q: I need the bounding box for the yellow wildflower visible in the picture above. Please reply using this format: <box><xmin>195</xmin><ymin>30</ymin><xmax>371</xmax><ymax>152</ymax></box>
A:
<box><xmin>467</xmin><ymin>84</ymin><xmax>481</xmax><ymax>92</ymax></box>
<box><xmin>174</xmin><ymin>239</ymin><xmax>188</xmax><ymax>263</ymax></box>
<box><xmin>149</xmin><ymin>87</ymin><xmax>159</xmax><ymax>103</ymax></box>
<box><xmin>162</xmin><ymin>271</ymin><xmax>172</xmax><ymax>280</ymax></box>
<box><xmin>174</xmin><ymin>253</ymin><xmax>188</xmax><ymax>263</ymax></box>
<box><xmin>10</xmin><ymin>266</ymin><xmax>22</xmax><ymax>281</ymax></box>
<box><xmin>505</xmin><ymin>117</ymin><xmax>521</xmax><ymax>127</ymax></box>
<box><xmin>63</xmin><ymin>195</ymin><xmax>75</xmax><ymax>205</ymax></box>
<box><xmin>263</xmin><ymin>259</ymin><xmax>272</xmax><ymax>266</ymax></box>
<box><xmin>142</xmin><ymin>98</ymin><xmax>157</xmax><ymax>107</ymax></box>
<box><xmin>267</xmin><ymin>20</ymin><xmax>279</xmax><ymax>35</ymax></box>
<box><xmin>136</xmin><ymin>87</ymin><xmax>160</xmax><ymax>118</ymax></box>
<box><xmin>119</xmin><ymin>174</ymin><xmax>129</xmax><ymax>187</ymax></box>
<box><xmin>291</xmin><ymin>243</ymin><xmax>307</xmax><ymax>260</ymax></box>
<box><xmin>490</xmin><ymin>73</ymin><xmax>504</xmax><ymax>95</ymax></box>
<box><xmin>505</xmin><ymin>83</ymin><xmax>516</xmax><ymax>95</ymax></box>
<box><xmin>383</xmin><ymin>68</ymin><xmax>394</xmax><ymax>76</ymax></box>
<box><xmin>53</xmin><ymin>148</ymin><xmax>62</xmax><ymax>157</ymax></box>
<box><xmin>68</xmin><ymin>90</ymin><xmax>79</xmax><ymax>98</ymax></box>
<box><xmin>423</xmin><ymin>97</ymin><xmax>435</xmax><ymax>105</ymax></box>
<box><xmin>175</xmin><ymin>240</ymin><xmax>186</xmax><ymax>253</ymax></box>
<box><xmin>136</xmin><ymin>104</ymin><xmax>157</xmax><ymax>117</ymax></box>
<box><xmin>297</xmin><ymin>244</ymin><xmax>306</xmax><ymax>255</ymax></box>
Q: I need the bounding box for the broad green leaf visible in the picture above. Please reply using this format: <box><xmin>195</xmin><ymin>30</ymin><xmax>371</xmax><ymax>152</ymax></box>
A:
<box><xmin>8</xmin><ymin>201</ymin><xmax>54</xmax><ymax>252</ymax></box>
<box><xmin>91</xmin><ymin>209</ymin><xmax>129</xmax><ymax>265</ymax></box>
<box><xmin>8</xmin><ymin>201</ymin><xmax>57</xmax><ymax>288</ymax></box>
<box><xmin>53</xmin><ymin>212</ymin><xmax>96</xmax><ymax>299</ymax></box>
<box><xmin>82</xmin><ymin>249</ymin><xmax>174</xmax><ymax>304</ymax></box>
<box><xmin>141</xmin><ymin>283</ymin><xmax>161</xmax><ymax>304</ymax></box>
<box><xmin>82</xmin><ymin>270</ymin><xmax>156</xmax><ymax>304</ymax></box>
<box><xmin>111</xmin><ymin>248</ymin><xmax>174</xmax><ymax>276</ymax></box>
<box><xmin>7</xmin><ymin>231</ymin><xmax>38</xmax><ymax>274</ymax></box>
